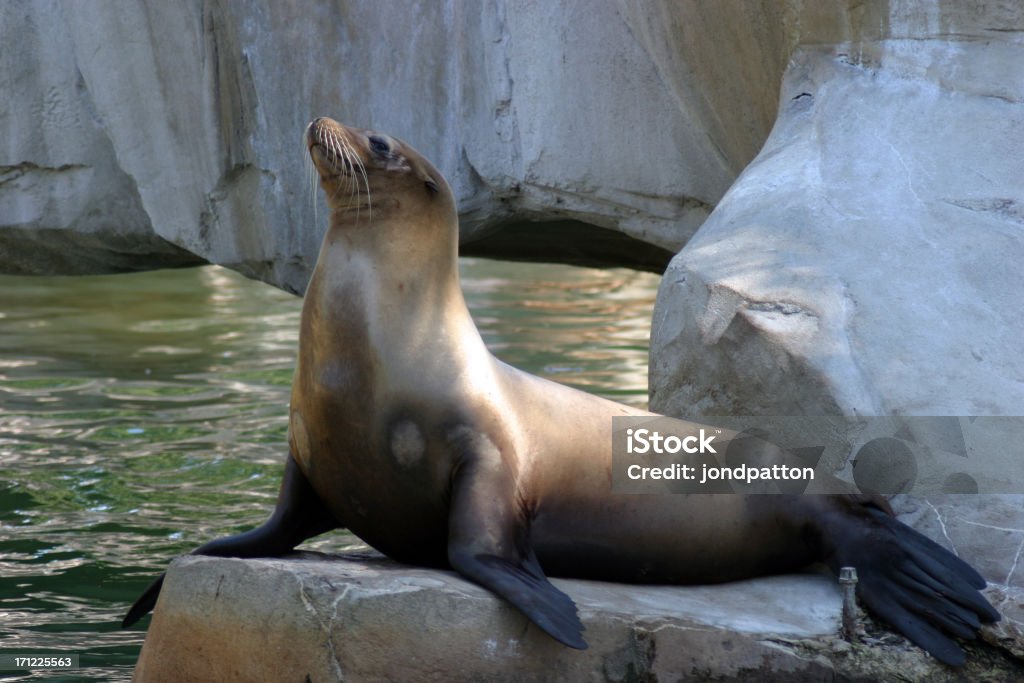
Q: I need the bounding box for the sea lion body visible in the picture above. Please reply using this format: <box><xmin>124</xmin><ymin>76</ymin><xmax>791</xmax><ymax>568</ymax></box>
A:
<box><xmin>291</xmin><ymin>269</ymin><xmax>812</xmax><ymax>583</ymax></box>
<box><xmin>124</xmin><ymin>117</ymin><xmax>1000</xmax><ymax>666</ymax></box>
<box><xmin>289</xmin><ymin>201</ymin><xmax>808</xmax><ymax>583</ymax></box>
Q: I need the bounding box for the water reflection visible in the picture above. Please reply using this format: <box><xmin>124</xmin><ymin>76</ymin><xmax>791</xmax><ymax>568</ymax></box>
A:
<box><xmin>463</xmin><ymin>259</ymin><xmax>657</xmax><ymax>401</ymax></box>
<box><xmin>0</xmin><ymin>260</ymin><xmax>659</xmax><ymax>681</ymax></box>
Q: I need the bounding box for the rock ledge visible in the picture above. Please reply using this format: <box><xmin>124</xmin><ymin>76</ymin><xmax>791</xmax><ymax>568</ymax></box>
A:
<box><xmin>132</xmin><ymin>551</ymin><xmax>1019</xmax><ymax>682</ymax></box>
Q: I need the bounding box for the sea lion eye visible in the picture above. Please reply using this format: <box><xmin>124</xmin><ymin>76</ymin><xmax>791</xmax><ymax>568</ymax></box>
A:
<box><xmin>368</xmin><ymin>136</ymin><xmax>390</xmax><ymax>155</ymax></box>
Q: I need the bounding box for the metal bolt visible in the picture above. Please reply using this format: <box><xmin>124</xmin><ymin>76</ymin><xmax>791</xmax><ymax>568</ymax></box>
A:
<box><xmin>838</xmin><ymin>566</ymin><xmax>859</xmax><ymax>641</ymax></box>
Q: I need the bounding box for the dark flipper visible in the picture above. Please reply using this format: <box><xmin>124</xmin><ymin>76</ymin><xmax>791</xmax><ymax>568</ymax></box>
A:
<box><xmin>446</xmin><ymin>429</ymin><xmax>587</xmax><ymax>649</ymax></box>
<box><xmin>122</xmin><ymin>574</ymin><xmax>166</xmax><ymax>628</ymax></box>
<box><xmin>829</xmin><ymin>505</ymin><xmax>1000</xmax><ymax>666</ymax></box>
<box><xmin>122</xmin><ymin>454</ymin><xmax>340</xmax><ymax>628</ymax></box>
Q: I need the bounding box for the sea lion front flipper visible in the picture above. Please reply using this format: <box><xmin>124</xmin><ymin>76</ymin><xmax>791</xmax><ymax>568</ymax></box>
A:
<box><xmin>829</xmin><ymin>505</ymin><xmax>1000</xmax><ymax>667</ymax></box>
<box><xmin>445</xmin><ymin>431</ymin><xmax>587</xmax><ymax>649</ymax></box>
<box><xmin>122</xmin><ymin>453</ymin><xmax>341</xmax><ymax>627</ymax></box>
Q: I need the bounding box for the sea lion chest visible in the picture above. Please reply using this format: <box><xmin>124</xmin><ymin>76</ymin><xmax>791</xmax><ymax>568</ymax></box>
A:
<box><xmin>285</xmin><ymin>273</ymin><xmax>472</xmax><ymax>564</ymax></box>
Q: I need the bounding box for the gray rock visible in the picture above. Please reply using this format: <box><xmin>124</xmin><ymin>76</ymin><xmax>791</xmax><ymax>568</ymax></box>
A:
<box><xmin>0</xmin><ymin>1</ymin><xmax>201</xmax><ymax>274</ymax></box>
<box><xmin>649</xmin><ymin>38</ymin><xmax>1024</xmax><ymax>418</ymax></box>
<box><xmin>648</xmin><ymin>34</ymin><xmax>1024</xmax><ymax>664</ymax></box>
<box><xmin>5</xmin><ymin>0</ymin><xmax>768</xmax><ymax>287</ymax></box>
<box><xmin>6</xmin><ymin>2</ymin><xmax>1024</xmax><ymax>289</ymax></box>
<box><xmin>132</xmin><ymin>552</ymin><xmax>1020</xmax><ymax>682</ymax></box>
<box><xmin>15</xmin><ymin>2</ymin><xmax>1017</xmax><ymax>287</ymax></box>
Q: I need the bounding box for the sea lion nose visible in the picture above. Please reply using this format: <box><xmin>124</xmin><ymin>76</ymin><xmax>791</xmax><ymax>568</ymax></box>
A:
<box><xmin>306</xmin><ymin>118</ymin><xmax>327</xmax><ymax>145</ymax></box>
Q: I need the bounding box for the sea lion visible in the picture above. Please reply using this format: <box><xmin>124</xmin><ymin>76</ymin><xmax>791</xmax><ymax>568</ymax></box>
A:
<box><xmin>124</xmin><ymin>117</ymin><xmax>999</xmax><ymax>666</ymax></box>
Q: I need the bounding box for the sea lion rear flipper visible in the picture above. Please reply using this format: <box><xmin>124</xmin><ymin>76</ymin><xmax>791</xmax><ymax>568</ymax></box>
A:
<box><xmin>122</xmin><ymin>453</ymin><xmax>341</xmax><ymax>628</ymax></box>
<box><xmin>445</xmin><ymin>440</ymin><xmax>587</xmax><ymax>649</ymax></box>
<box><xmin>832</xmin><ymin>505</ymin><xmax>1000</xmax><ymax>666</ymax></box>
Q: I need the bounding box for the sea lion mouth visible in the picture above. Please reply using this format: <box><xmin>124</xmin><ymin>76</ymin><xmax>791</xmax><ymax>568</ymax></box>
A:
<box><xmin>308</xmin><ymin>143</ymin><xmax>350</xmax><ymax>177</ymax></box>
<box><xmin>305</xmin><ymin>118</ymin><xmax>361</xmax><ymax>178</ymax></box>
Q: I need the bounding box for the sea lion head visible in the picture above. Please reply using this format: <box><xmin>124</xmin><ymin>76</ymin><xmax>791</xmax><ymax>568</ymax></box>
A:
<box><xmin>305</xmin><ymin>117</ymin><xmax>453</xmax><ymax>223</ymax></box>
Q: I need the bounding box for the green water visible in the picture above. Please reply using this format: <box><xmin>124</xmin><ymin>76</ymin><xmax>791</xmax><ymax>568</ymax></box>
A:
<box><xmin>0</xmin><ymin>260</ymin><xmax>660</xmax><ymax>681</ymax></box>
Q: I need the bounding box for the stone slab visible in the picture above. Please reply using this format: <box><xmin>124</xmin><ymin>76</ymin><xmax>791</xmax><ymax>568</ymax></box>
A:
<box><xmin>132</xmin><ymin>551</ymin><xmax>1020</xmax><ymax>682</ymax></box>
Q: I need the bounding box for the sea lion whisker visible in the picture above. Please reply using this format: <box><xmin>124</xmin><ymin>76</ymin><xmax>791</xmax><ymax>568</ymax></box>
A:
<box><xmin>307</xmin><ymin>148</ymin><xmax>318</xmax><ymax>227</ymax></box>
<box><xmin>327</xmin><ymin>130</ymin><xmax>351</xmax><ymax>185</ymax></box>
<box><xmin>326</xmin><ymin>129</ymin><xmax>342</xmax><ymax>167</ymax></box>
<box><xmin>316</xmin><ymin>126</ymin><xmax>330</xmax><ymax>160</ymax></box>
<box><xmin>352</xmin><ymin>142</ymin><xmax>372</xmax><ymax>222</ymax></box>
<box><xmin>340</xmin><ymin>144</ymin><xmax>361</xmax><ymax>222</ymax></box>
<box><xmin>338</xmin><ymin>134</ymin><xmax>371</xmax><ymax>223</ymax></box>
<box><xmin>336</xmin><ymin>133</ymin><xmax>355</xmax><ymax>174</ymax></box>
<box><xmin>329</xmin><ymin>131</ymin><xmax>363</xmax><ymax>218</ymax></box>
<box><xmin>351</xmin><ymin>152</ymin><xmax>369</xmax><ymax>224</ymax></box>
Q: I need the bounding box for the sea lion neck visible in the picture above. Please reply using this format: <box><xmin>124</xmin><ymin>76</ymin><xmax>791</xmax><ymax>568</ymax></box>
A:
<box><xmin>307</xmin><ymin>210</ymin><xmax>490</xmax><ymax>383</ymax></box>
<box><xmin>320</xmin><ymin>207</ymin><xmax>462</xmax><ymax>304</ymax></box>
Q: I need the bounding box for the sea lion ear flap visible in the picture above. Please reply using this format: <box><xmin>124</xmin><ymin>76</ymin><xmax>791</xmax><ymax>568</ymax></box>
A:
<box><xmin>424</xmin><ymin>177</ymin><xmax>440</xmax><ymax>194</ymax></box>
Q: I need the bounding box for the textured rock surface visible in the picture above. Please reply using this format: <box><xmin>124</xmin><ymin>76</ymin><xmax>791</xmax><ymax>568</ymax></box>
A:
<box><xmin>3</xmin><ymin>0</ymin><xmax>767</xmax><ymax>287</ymax></box>
<box><xmin>649</xmin><ymin>40</ymin><xmax>1024</xmax><ymax>418</ymax></box>
<box><xmin>11</xmin><ymin>2</ymin><xmax>1019</xmax><ymax>288</ymax></box>
<box><xmin>132</xmin><ymin>552</ymin><xmax>1021</xmax><ymax>682</ymax></box>
<box><xmin>0</xmin><ymin>0</ymin><xmax>203</xmax><ymax>274</ymax></box>
<box><xmin>647</xmin><ymin>29</ymin><xmax>1024</xmax><ymax>664</ymax></box>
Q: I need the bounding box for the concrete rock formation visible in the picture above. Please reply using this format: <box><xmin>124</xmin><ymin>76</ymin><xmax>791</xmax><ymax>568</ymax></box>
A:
<box><xmin>646</xmin><ymin>9</ymin><xmax>1024</xmax><ymax>666</ymax></box>
<box><xmin>132</xmin><ymin>552</ymin><xmax>1022</xmax><ymax>682</ymax></box>
<box><xmin>3</xmin><ymin>0</ymin><xmax>770</xmax><ymax>287</ymax></box>
<box><xmin>17</xmin><ymin>1</ymin><xmax>1017</xmax><ymax>286</ymax></box>
<box><xmin>649</xmin><ymin>39</ymin><xmax>1024</xmax><ymax>419</ymax></box>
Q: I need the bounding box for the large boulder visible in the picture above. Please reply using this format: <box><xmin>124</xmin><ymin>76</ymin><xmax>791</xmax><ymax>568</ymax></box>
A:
<box><xmin>14</xmin><ymin>2</ymin><xmax>1014</xmax><ymax>289</ymax></box>
<box><xmin>132</xmin><ymin>552</ymin><xmax>1021</xmax><ymax>682</ymax></box>
<box><xmin>6</xmin><ymin>3</ymin><xmax>1023</xmax><ymax>291</ymax></box>
<box><xmin>648</xmin><ymin>32</ymin><xmax>1024</xmax><ymax>662</ymax></box>
<box><xmin>3</xmin><ymin>0</ymin><xmax>776</xmax><ymax>288</ymax></box>
<box><xmin>649</xmin><ymin>40</ymin><xmax>1024</xmax><ymax>418</ymax></box>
